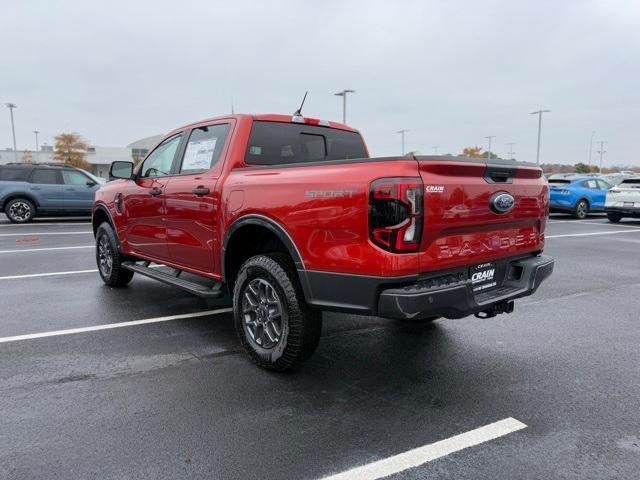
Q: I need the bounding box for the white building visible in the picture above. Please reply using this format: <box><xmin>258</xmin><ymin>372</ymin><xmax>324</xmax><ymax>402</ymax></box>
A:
<box><xmin>0</xmin><ymin>134</ymin><xmax>163</xmax><ymax>180</ymax></box>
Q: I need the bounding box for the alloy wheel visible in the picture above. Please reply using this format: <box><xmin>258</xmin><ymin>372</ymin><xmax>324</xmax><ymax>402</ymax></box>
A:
<box><xmin>98</xmin><ymin>235</ymin><xmax>113</xmax><ymax>276</ymax></box>
<box><xmin>576</xmin><ymin>201</ymin><xmax>588</xmax><ymax>219</ymax></box>
<box><xmin>8</xmin><ymin>201</ymin><xmax>31</xmax><ymax>222</ymax></box>
<box><xmin>241</xmin><ymin>278</ymin><xmax>284</xmax><ymax>350</ymax></box>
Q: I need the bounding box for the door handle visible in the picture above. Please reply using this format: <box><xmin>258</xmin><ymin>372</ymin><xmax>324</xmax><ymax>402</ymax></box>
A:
<box><xmin>192</xmin><ymin>187</ymin><xmax>210</xmax><ymax>196</ymax></box>
<box><xmin>149</xmin><ymin>187</ymin><xmax>162</xmax><ymax>196</ymax></box>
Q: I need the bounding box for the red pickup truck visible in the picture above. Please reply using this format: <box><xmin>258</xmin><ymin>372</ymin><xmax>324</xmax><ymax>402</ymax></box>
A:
<box><xmin>93</xmin><ymin>113</ymin><xmax>554</xmax><ymax>371</ymax></box>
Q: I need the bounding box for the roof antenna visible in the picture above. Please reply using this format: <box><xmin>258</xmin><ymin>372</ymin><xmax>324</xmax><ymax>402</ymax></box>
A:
<box><xmin>293</xmin><ymin>91</ymin><xmax>308</xmax><ymax>120</ymax></box>
<box><xmin>231</xmin><ymin>96</ymin><xmax>235</xmax><ymax>114</ymax></box>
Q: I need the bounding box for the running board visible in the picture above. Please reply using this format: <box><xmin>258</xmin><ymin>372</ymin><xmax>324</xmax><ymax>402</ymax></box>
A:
<box><xmin>121</xmin><ymin>261</ymin><xmax>224</xmax><ymax>298</ymax></box>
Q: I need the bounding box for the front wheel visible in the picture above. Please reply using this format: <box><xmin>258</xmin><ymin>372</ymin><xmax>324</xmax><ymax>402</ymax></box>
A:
<box><xmin>607</xmin><ymin>212</ymin><xmax>622</xmax><ymax>223</ymax></box>
<box><xmin>233</xmin><ymin>254</ymin><xmax>322</xmax><ymax>371</ymax></box>
<box><xmin>96</xmin><ymin>222</ymin><xmax>134</xmax><ymax>287</ymax></box>
<box><xmin>5</xmin><ymin>198</ymin><xmax>36</xmax><ymax>223</ymax></box>
<box><xmin>573</xmin><ymin>200</ymin><xmax>589</xmax><ymax>219</ymax></box>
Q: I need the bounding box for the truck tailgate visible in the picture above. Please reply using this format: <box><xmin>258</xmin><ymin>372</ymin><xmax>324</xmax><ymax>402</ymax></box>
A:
<box><xmin>415</xmin><ymin>157</ymin><xmax>548</xmax><ymax>272</ymax></box>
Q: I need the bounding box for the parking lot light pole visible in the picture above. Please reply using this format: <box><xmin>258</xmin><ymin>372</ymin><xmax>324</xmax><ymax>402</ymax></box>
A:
<box><xmin>597</xmin><ymin>140</ymin><xmax>608</xmax><ymax>172</ymax></box>
<box><xmin>432</xmin><ymin>146</ymin><xmax>439</xmax><ymax>155</ymax></box>
<box><xmin>484</xmin><ymin>136</ymin><xmax>495</xmax><ymax>160</ymax></box>
<box><xmin>530</xmin><ymin>109</ymin><xmax>551</xmax><ymax>165</ymax></box>
<box><xmin>588</xmin><ymin>130</ymin><xmax>595</xmax><ymax>168</ymax></box>
<box><xmin>5</xmin><ymin>103</ymin><xmax>18</xmax><ymax>162</ymax></box>
<box><xmin>334</xmin><ymin>89</ymin><xmax>355</xmax><ymax>124</ymax></box>
<box><xmin>397</xmin><ymin>129</ymin><xmax>408</xmax><ymax>155</ymax></box>
<box><xmin>506</xmin><ymin>142</ymin><xmax>515</xmax><ymax>160</ymax></box>
<box><xmin>33</xmin><ymin>130</ymin><xmax>40</xmax><ymax>164</ymax></box>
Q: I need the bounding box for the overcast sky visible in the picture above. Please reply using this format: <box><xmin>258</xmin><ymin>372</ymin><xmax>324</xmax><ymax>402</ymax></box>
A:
<box><xmin>2</xmin><ymin>0</ymin><xmax>639</xmax><ymax>166</ymax></box>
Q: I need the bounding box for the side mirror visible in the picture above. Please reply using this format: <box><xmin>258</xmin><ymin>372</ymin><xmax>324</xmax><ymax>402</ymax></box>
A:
<box><xmin>109</xmin><ymin>161</ymin><xmax>134</xmax><ymax>181</ymax></box>
<box><xmin>86</xmin><ymin>180</ymin><xmax>97</xmax><ymax>187</ymax></box>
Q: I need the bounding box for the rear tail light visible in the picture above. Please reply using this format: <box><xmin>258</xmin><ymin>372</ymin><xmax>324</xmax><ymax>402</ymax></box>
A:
<box><xmin>369</xmin><ymin>177</ymin><xmax>423</xmax><ymax>252</ymax></box>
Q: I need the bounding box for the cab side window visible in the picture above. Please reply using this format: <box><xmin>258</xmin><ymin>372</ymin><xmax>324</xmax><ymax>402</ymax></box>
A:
<box><xmin>596</xmin><ymin>179</ymin><xmax>611</xmax><ymax>190</ymax></box>
<box><xmin>140</xmin><ymin>135</ymin><xmax>183</xmax><ymax>178</ymax></box>
<box><xmin>179</xmin><ymin>124</ymin><xmax>230</xmax><ymax>174</ymax></box>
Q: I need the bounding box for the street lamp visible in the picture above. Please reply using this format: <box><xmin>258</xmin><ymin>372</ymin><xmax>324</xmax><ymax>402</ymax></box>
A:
<box><xmin>530</xmin><ymin>109</ymin><xmax>551</xmax><ymax>165</ymax></box>
<box><xmin>397</xmin><ymin>129</ymin><xmax>409</xmax><ymax>155</ymax></box>
<box><xmin>596</xmin><ymin>140</ymin><xmax>608</xmax><ymax>171</ymax></box>
<box><xmin>506</xmin><ymin>142</ymin><xmax>516</xmax><ymax>160</ymax></box>
<box><xmin>484</xmin><ymin>135</ymin><xmax>495</xmax><ymax>160</ymax></box>
<box><xmin>432</xmin><ymin>146</ymin><xmax>440</xmax><ymax>155</ymax></box>
<box><xmin>587</xmin><ymin>130</ymin><xmax>595</xmax><ymax>168</ymax></box>
<box><xmin>33</xmin><ymin>130</ymin><xmax>40</xmax><ymax>163</ymax></box>
<box><xmin>334</xmin><ymin>89</ymin><xmax>355</xmax><ymax>124</ymax></box>
<box><xmin>5</xmin><ymin>103</ymin><xmax>18</xmax><ymax>162</ymax></box>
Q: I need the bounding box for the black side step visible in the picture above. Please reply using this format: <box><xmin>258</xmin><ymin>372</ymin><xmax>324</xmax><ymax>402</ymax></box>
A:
<box><xmin>121</xmin><ymin>261</ymin><xmax>224</xmax><ymax>298</ymax></box>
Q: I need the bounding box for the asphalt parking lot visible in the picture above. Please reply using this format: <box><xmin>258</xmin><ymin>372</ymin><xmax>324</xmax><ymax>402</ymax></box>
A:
<box><xmin>1</xmin><ymin>213</ymin><xmax>639</xmax><ymax>480</ymax></box>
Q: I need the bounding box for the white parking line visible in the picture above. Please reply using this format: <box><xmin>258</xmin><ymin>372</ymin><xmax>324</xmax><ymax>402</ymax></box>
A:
<box><xmin>0</xmin><ymin>264</ymin><xmax>166</xmax><ymax>280</ymax></box>
<box><xmin>547</xmin><ymin>229</ymin><xmax>640</xmax><ymax>239</ymax></box>
<box><xmin>0</xmin><ymin>269</ymin><xmax>98</xmax><ymax>280</ymax></box>
<box><xmin>548</xmin><ymin>219</ymin><xmax>640</xmax><ymax>229</ymax></box>
<box><xmin>0</xmin><ymin>245</ymin><xmax>93</xmax><ymax>254</ymax></box>
<box><xmin>320</xmin><ymin>417</ymin><xmax>527</xmax><ymax>480</ymax></box>
<box><xmin>0</xmin><ymin>308</ymin><xmax>233</xmax><ymax>344</ymax></box>
<box><xmin>0</xmin><ymin>222</ymin><xmax>91</xmax><ymax>227</ymax></box>
<box><xmin>0</xmin><ymin>231</ymin><xmax>92</xmax><ymax>237</ymax></box>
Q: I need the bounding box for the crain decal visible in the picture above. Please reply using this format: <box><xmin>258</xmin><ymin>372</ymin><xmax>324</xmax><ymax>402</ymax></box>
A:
<box><xmin>425</xmin><ymin>185</ymin><xmax>445</xmax><ymax>193</ymax></box>
<box><xmin>305</xmin><ymin>190</ymin><xmax>355</xmax><ymax>199</ymax></box>
<box><xmin>437</xmin><ymin>232</ymin><xmax>540</xmax><ymax>259</ymax></box>
<box><xmin>471</xmin><ymin>269</ymin><xmax>495</xmax><ymax>283</ymax></box>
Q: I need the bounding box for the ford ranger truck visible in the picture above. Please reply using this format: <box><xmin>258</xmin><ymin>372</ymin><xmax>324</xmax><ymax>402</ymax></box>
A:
<box><xmin>93</xmin><ymin>113</ymin><xmax>554</xmax><ymax>371</ymax></box>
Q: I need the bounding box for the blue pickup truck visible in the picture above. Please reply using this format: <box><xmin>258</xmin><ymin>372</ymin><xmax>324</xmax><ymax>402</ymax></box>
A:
<box><xmin>0</xmin><ymin>164</ymin><xmax>103</xmax><ymax>223</ymax></box>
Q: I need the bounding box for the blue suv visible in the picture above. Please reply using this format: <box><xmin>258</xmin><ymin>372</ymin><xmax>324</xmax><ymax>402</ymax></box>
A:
<box><xmin>548</xmin><ymin>176</ymin><xmax>612</xmax><ymax>219</ymax></box>
<box><xmin>0</xmin><ymin>164</ymin><xmax>102</xmax><ymax>223</ymax></box>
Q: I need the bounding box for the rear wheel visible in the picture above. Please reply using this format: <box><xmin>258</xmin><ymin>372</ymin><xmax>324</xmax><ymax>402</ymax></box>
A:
<box><xmin>607</xmin><ymin>212</ymin><xmax>622</xmax><ymax>223</ymax></box>
<box><xmin>573</xmin><ymin>199</ymin><xmax>589</xmax><ymax>219</ymax></box>
<box><xmin>96</xmin><ymin>222</ymin><xmax>134</xmax><ymax>287</ymax></box>
<box><xmin>233</xmin><ymin>253</ymin><xmax>322</xmax><ymax>371</ymax></box>
<box><xmin>5</xmin><ymin>198</ymin><xmax>36</xmax><ymax>223</ymax></box>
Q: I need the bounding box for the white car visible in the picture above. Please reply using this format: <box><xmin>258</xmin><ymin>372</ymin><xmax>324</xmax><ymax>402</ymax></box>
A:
<box><xmin>605</xmin><ymin>177</ymin><xmax>640</xmax><ymax>222</ymax></box>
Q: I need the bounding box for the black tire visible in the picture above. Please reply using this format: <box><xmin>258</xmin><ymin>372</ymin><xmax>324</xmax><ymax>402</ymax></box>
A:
<box><xmin>607</xmin><ymin>212</ymin><xmax>622</xmax><ymax>223</ymax></box>
<box><xmin>5</xmin><ymin>198</ymin><xmax>36</xmax><ymax>223</ymax></box>
<box><xmin>572</xmin><ymin>199</ymin><xmax>589</xmax><ymax>219</ymax></box>
<box><xmin>233</xmin><ymin>253</ymin><xmax>322</xmax><ymax>371</ymax></box>
<box><xmin>95</xmin><ymin>222</ymin><xmax>134</xmax><ymax>287</ymax></box>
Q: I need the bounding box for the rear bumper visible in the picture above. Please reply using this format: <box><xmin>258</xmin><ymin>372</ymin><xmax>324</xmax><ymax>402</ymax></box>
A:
<box><xmin>377</xmin><ymin>255</ymin><xmax>554</xmax><ymax>320</ymax></box>
<box><xmin>605</xmin><ymin>206</ymin><xmax>640</xmax><ymax>217</ymax></box>
<box><xmin>298</xmin><ymin>254</ymin><xmax>554</xmax><ymax>319</ymax></box>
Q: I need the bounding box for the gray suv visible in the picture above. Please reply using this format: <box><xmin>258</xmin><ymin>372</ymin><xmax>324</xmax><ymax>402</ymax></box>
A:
<box><xmin>0</xmin><ymin>164</ymin><xmax>102</xmax><ymax>223</ymax></box>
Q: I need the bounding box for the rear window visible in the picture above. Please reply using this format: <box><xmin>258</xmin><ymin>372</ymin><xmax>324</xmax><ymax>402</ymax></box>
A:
<box><xmin>620</xmin><ymin>179</ymin><xmax>640</xmax><ymax>185</ymax></box>
<box><xmin>0</xmin><ymin>167</ymin><xmax>31</xmax><ymax>181</ymax></box>
<box><xmin>548</xmin><ymin>179</ymin><xmax>571</xmax><ymax>185</ymax></box>
<box><xmin>245</xmin><ymin>121</ymin><xmax>367</xmax><ymax>166</ymax></box>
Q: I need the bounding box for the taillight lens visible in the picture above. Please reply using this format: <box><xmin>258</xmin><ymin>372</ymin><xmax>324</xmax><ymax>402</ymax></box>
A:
<box><xmin>369</xmin><ymin>177</ymin><xmax>423</xmax><ymax>252</ymax></box>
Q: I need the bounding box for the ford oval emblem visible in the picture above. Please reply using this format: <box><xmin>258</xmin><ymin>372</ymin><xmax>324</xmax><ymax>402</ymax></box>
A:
<box><xmin>490</xmin><ymin>192</ymin><xmax>515</xmax><ymax>214</ymax></box>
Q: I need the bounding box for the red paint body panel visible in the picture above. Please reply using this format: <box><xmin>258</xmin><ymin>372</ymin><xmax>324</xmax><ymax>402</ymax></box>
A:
<box><xmin>94</xmin><ymin>113</ymin><xmax>548</xmax><ymax>284</ymax></box>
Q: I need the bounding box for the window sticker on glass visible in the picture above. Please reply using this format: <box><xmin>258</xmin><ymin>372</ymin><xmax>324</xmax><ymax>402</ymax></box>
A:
<box><xmin>182</xmin><ymin>138</ymin><xmax>217</xmax><ymax>171</ymax></box>
<box><xmin>249</xmin><ymin>146</ymin><xmax>262</xmax><ymax>155</ymax></box>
